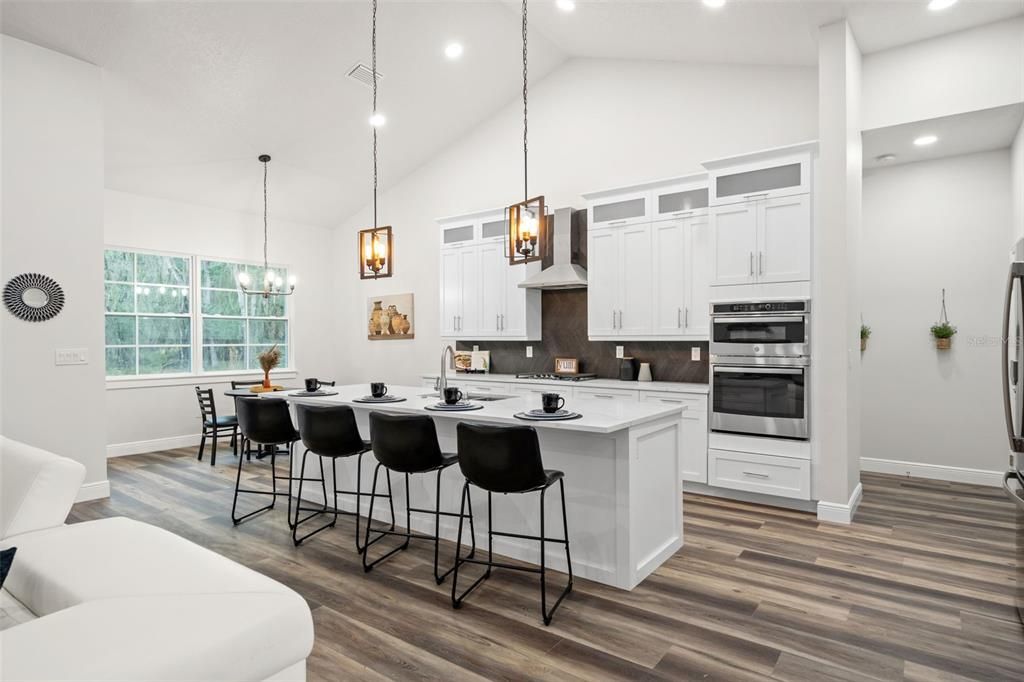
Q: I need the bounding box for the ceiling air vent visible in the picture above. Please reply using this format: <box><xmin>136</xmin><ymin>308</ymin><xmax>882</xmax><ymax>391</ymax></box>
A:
<box><xmin>346</xmin><ymin>62</ymin><xmax>381</xmax><ymax>89</ymax></box>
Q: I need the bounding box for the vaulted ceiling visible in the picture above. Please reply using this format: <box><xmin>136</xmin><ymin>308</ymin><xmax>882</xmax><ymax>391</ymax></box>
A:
<box><xmin>3</xmin><ymin>0</ymin><xmax>1022</xmax><ymax>227</ymax></box>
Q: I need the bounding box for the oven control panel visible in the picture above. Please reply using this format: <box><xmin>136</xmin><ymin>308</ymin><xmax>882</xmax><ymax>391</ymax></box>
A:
<box><xmin>711</xmin><ymin>300</ymin><xmax>809</xmax><ymax>315</ymax></box>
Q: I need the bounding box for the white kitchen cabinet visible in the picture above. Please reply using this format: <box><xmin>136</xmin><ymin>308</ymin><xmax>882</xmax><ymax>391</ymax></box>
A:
<box><xmin>710</xmin><ymin>194</ymin><xmax>810</xmax><ymax>288</ymax></box>
<box><xmin>587</xmin><ymin>224</ymin><xmax>653</xmax><ymax>337</ymax></box>
<box><xmin>587</xmin><ymin>227</ymin><xmax>622</xmax><ymax>336</ymax></box>
<box><xmin>710</xmin><ymin>201</ymin><xmax>758</xmax><ymax>287</ymax></box>
<box><xmin>708</xmin><ymin>449</ymin><xmax>810</xmax><ymax>500</ymax></box>
<box><xmin>640</xmin><ymin>391</ymin><xmax>708</xmax><ymax>484</ymax></box>
<box><xmin>652</xmin><ymin>214</ymin><xmax>711</xmax><ymax>337</ymax></box>
<box><xmin>437</xmin><ymin>210</ymin><xmax>541</xmax><ymax>341</ymax></box>
<box><xmin>684</xmin><ymin>214</ymin><xmax>711</xmax><ymax>337</ymax></box>
<box><xmin>760</xmin><ymin>194</ymin><xmax>811</xmax><ymax>284</ymax></box>
<box><xmin>705</xmin><ymin>143</ymin><xmax>815</xmax><ymax>207</ymax></box>
<box><xmin>652</xmin><ymin>220</ymin><xmax>687</xmax><ymax>335</ymax></box>
<box><xmin>587</xmin><ymin>188</ymin><xmax>650</xmax><ymax>228</ymax></box>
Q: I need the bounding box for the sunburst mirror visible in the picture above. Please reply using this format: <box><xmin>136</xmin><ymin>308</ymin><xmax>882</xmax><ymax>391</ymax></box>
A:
<box><xmin>3</xmin><ymin>273</ymin><xmax>65</xmax><ymax>322</ymax></box>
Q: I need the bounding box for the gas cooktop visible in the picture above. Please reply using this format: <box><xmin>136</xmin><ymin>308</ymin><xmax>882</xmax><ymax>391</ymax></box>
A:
<box><xmin>515</xmin><ymin>373</ymin><xmax>597</xmax><ymax>382</ymax></box>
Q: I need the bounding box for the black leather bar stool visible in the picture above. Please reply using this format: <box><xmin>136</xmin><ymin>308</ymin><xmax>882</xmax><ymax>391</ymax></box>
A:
<box><xmin>451</xmin><ymin>422</ymin><xmax>573</xmax><ymax>626</ymax></box>
<box><xmin>232</xmin><ymin>397</ymin><xmax>303</xmax><ymax>526</ymax></box>
<box><xmin>363</xmin><ymin>412</ymin><xmax>475</xmax><ymax>583</ymax></box>
<box><xmin>292</xmin><ymin>404</ymin><xmax>396</xmax><ymax>547</ymax></box>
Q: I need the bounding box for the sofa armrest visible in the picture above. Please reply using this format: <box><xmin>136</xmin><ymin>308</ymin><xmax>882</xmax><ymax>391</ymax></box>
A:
<box><xmin>0</xmin><ymin>437</ymin><xmax>86</xmax><ymax>540</ymax></box>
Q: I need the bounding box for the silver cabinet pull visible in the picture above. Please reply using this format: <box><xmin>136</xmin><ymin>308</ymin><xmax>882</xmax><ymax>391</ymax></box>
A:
<box><xmin>744</xmin><ymin>192</ymin><xmax>769</xmax><ymax>200</ymax></box>
<box><xmin>677</xmin><ymin>308</ymin><xmax>682</xmax><ymax>328</ymax></box>
<box><xmin>742</xmin><ymin>471</ymin><xmax>770</xmax><ymax>479</ymax></box>
<box><xmin>685</xmin><ymin>307</ymin><xmax>689</xmax><ymax>328</ymax></box>
<box><xmin>501</xmin><ymin>314</ymin><xmax>505</xmax><ymax>331</ymax></box>
<box><xmin>672</xmin><ymin>211</ymin><xmax>692</xmax><ymax>217</ymax></box>
<box><xmin>612</xmin><ymin>310</ymin><xmax>617</xmax><ymax>329</ymax></box>
<box><xmin>749</xmin><ymin>252</ymin><xmax>754</xmax><ymax>276</ymax></box>
<box><xmin>758</xmin><ymin>252</ymin><xmax>764</xmax><ymax>276</ymax></box>
<box><xmin>591</xmin><ymin>394</ymin><xmax>616</xmax><ymax>399</ymax></box>
<box><xmin>609</xmin><ymin>220</ymin><xmax>627</xmax><ymax>226</ymax></box>
<box><xmin>659</xmin><ymin>398</ymin><xmax>683</xmax><ymax>404</ymax></box>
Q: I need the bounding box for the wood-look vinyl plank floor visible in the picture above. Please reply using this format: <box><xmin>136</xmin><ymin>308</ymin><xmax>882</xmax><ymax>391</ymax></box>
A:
<box><xmin>68</xmin><ymin>449</ymin><xmax>1024</xmax><ymax>681</ymax></box>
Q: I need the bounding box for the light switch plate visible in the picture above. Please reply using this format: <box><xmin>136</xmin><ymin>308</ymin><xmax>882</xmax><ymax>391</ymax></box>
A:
<box><xmin>55</xmin><ymin>348</ymin><xmax>88</xmax><ymax>366</ymax></box>
<box><xmin>615</xmin><ymin>346</ymin><xmax>624</xmax><ymax>359</ymax></box>
<box><xmin>691</xmin><ymin>347</ymin><xmax>701</xmax><ymax>361</ymax></box>
<box><xmin>526</xmin><ymin>346</ymin><xmax>533</xmax><ymax>358</ymax></box>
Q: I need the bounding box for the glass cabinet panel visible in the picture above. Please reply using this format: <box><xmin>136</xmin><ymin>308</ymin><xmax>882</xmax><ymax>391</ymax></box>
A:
<box><xmin>593</xmin><ymin>197</ymin><xmax>646</xmax><ymax>223</ymax></box>
<box><xmin>481</xmin><ymin>219</ymin><xmax>506</xmax><ymax>240</ymax></box>
<box><xmin>658</xmin><ymin>188</ymin><xmax>708</xmax><ymax>213</ymax></box>
<box><xmin>442</xmin><ymin>225</ymin><xmax>474</xmax><ymax>244</ymax></box>
<box><xmin>716</xmin><ymin>163</ymin><xmax>801</xmax><ymax>199</ymax></box>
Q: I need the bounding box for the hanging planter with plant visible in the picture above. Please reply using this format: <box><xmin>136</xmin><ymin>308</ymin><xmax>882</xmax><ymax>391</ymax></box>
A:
<box><xmin>930</xmin><ymin>289</ymin><xmax>957</xmax><ymax>350</ymax></box>
<box><xmin>860</xmin><ymin>324</ymin><xmax>871</xmax><ymax>352</ymax></box>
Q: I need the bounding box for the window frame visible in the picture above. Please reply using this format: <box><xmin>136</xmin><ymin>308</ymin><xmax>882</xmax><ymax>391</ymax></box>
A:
<box><xmin>104</xmin><ymin>246</ymin><xmax>296</xmax><ymax>388</ymax></box>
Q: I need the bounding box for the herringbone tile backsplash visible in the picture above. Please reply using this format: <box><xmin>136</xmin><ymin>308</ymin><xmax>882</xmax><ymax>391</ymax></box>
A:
<box><xmin>457</xmin><ymin>290</ymin><xmax>709</xmax><ymax>383</ymax></box>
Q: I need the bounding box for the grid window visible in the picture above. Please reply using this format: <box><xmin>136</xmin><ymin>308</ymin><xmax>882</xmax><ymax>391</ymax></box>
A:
<box><xmin>200</xmin><ymin>259</ymin><xmax>289</xmax><ymax>372</ymax></box>
<box><xmin>104</xmin><ymin>249</ymin><xmax>192</xmax><ymax>376</ymax></box>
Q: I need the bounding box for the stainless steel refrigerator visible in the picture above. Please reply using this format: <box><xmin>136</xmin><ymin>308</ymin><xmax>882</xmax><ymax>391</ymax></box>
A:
<box><xmin>1000</xmin><ymin>238</ymin><xmax>1024</xmax><ymax>625</ymax></box>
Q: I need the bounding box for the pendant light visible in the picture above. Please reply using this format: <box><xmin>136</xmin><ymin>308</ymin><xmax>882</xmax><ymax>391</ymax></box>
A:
<box><xmin>507</xmin><ymin>0</ymin><xmax>545</xmax><ymax>266</ymax></box>
<box><xmin>237</xmin><ymin>154</ymin><xmax>296</xmax><ymax>297</ymax></box>
<box><xmin>359</xmin><ymin>0</ymin><xmax>394</xmax><ymax>280</ymax></box>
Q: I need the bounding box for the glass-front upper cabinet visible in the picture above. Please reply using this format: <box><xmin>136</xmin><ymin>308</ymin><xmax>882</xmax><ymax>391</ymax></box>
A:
<box><xmin>704</xmin><ymin>142</ymin><xmax>816</xmax><ymax>206</ymax></box>
<box><xmin>440</xmin><ymin>223</ymin><xmax>475</xmax><ymax>246</ymax></box>
<box><xmin>652</xmin><ymin>174</ymin><xmax>710</xmax><ymax>220</ymax></box>
<box><xmin>586</xmin><ymin>188</ymin><xmax>651</xmax><ymax>228</ymax></box>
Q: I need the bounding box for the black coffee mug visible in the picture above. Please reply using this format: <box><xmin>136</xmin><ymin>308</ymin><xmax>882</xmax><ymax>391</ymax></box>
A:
<box><xmin>542</xmin><ymin>392</ymin><xmax>565</xmax><ymax>414</ymax></box>
<box><xmin>370</xmin><ymin>382</ymin><xmax>388</xmax><ymax>398</ymax></box>
<box><xmin>304</xmin><ymin>378</ymin><xmax>321</xmax><ymax>393</ymax></box>
<box><xmin>443</xmin><ymin>387</ymin><xmax>464</xmax><ymax>405</ymax></box>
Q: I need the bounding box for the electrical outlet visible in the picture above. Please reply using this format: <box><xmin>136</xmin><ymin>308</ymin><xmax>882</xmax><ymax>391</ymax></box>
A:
<box><xmin>526</xmin><ymin>346</ymin><xmax>533</xmax><ymax>358</ymax></box>
<box><xmin>691</xmin><ymin>346</ymin><xmax>701</xmax><ymax>361</ymax></box>
<box><xmin>472</xmin><ymin>345</ymin><xmax>479</xmax><ymax>352</ymax></box>
<box><xmin>55</xmin><ymin>348</ymin><xmax>88</xmax><ymax>366</ymax></box>
<box><xmin>616</xmin><ymin>346</ymin><xmax>624</xmax><ymax>359</ymax></box>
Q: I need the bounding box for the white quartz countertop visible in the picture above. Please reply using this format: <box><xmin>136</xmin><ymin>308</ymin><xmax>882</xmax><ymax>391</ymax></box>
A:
<box><xmin>275</xmin><ymin>384</ymin><xmax>684</xmax><ymax>434</ymax></box>
<box><xmin>420</xmin><ymin>372</ymin><xmax>710</xmax><ymax>395</ymax></box>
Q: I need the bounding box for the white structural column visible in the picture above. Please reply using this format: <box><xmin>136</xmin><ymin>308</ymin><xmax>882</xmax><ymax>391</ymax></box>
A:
<box><xmin>813</xmin><ymin>21</ymin><xmax>863</xmax><ymax>523</ymax></box>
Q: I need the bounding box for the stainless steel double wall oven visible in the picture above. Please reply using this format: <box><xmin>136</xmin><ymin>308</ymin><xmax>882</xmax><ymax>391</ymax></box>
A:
<box><xmin>709</xmin><ymin>300</ymin><xmax>810</xmax><ymax>440</ymax></box>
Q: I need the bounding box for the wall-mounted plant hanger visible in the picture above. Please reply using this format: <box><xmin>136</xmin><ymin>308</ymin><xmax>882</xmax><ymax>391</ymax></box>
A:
<box><xmin>860</xmin><ymin>320</ymin><xmax>871</xmax><ymax>352</ymax></box>
<box><xmin>930</xmin><ymin>288</ymin><xmax>957</xmax><ymax>350</ymax></box>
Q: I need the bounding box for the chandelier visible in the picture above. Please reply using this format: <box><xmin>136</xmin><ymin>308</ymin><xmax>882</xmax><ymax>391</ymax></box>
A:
<box><xmin>237</xmin><ymin>155</ymin><xmax>296</xmax><ymax>297</ymax></box>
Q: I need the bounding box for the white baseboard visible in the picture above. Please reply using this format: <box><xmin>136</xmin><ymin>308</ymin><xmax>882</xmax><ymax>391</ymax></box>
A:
<box><xmin>816</xmin><ymin>482</ymin><xmax>862</xmax><ymax>525</ymax></box>
<box><xmin>860</xmin><ymin>457</ymin><xmax>1003</xmax><ymax>487</ymax></box>
<box><xmin>107</xmin><ymin>434</ymin><xmax>202</xmax><ymax>458</ymax></box>
<box><xmin>76</xmin><ymin>480</ymin><xmax>110</xmax><ymax>502</ymax></box>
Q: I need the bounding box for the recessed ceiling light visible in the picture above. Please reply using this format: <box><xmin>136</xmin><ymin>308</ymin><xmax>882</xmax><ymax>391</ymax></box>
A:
<box><xmin>927</xmin><ymin>0</ymin><xmax>958</xmax><ymax>11</ymax></box>
<box><xmin>875</xmin><ymin>154</ymin><xmax>897</xmax><ymax>163</ymax></box>
<box><xmin>913</xmin><ymin>134</ymin><xmax>938</xmax><ymax>146</ymax></box>
<box><xmin>369</xmin><ymin>112</ymin><xmax>386</xmax><ymax>127</ymax></box>
<box><xmin>444</xmin><ymin>42</ymin><xmax>464</xmax><ymax>60</ymax></box>
<box><xmin>703</xmin><ymin>0</ymin><xmax>727</xmax><ymax>8</ymax></box>
<box><xmin>556</xmin><ymin>0</ymin><xmax>576</xmax><ymax>12</ymax></box>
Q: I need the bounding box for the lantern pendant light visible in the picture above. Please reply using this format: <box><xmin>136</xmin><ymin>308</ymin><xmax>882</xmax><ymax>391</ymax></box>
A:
<box><xmin>237</xmin><ymin>154</ymin><xmax>296</xmax><ymax>298</ymax></box>
<box><xmin>359</xmin><ymin>0</ymin><xmax>394</xmax><ymax>280</ymax></box>
<box><xmin>507</xmin><ymin>0</ymin><xmax>545</xmax><ymax>266</ymax></box>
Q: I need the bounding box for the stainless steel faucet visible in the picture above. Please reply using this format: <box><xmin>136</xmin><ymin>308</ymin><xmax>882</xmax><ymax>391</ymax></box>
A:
<box><xmin>439</xmin><ymin>344</ymin><xmax>454</xmax><ymax>398</ymax></box>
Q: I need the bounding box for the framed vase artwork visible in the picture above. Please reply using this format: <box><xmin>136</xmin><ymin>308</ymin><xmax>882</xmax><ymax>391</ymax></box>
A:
<box><xmin>367</xmin><ymin>293</ymin><xmax>415</xmax><ymax>340</ymax></box>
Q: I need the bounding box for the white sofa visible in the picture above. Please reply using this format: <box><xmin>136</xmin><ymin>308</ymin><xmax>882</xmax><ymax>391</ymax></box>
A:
<box><xmin>0</xmin><ymin>437</ymin><xmax>314</xmax><ymax>681</ymax></box>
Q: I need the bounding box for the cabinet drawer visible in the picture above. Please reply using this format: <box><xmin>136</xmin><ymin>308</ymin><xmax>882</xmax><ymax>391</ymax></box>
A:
<box><xmin>708</xmin><ymin>449</ymin><xmax>810</xmax><ymax>500</ymax></box>
<box><xmin>639</xmin><ymin>392</ymin><xmax>707</xmax><ymax>420</ymax></box>
<box><xmin>574</xmin><ymin>386</ymin><xmax>640</xmax><ymax>401</ymax></box>
<box><xmin>453</xmin><ymin>380</ymin><xmax>511</xmax><ymax>394</ymax></box>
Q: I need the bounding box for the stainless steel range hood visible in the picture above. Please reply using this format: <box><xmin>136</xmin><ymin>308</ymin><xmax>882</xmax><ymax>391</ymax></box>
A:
<box><xmin>518</xmin><ymin>207</ymin><xmax>587</xmax><ymax>290</ymax></box>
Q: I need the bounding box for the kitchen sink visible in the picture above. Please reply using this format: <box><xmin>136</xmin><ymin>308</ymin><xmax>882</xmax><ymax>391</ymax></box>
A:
<box><xmin>418</xmin><ymin>392</ymin><xmax>514</xmax><ymax>402</ymax></box>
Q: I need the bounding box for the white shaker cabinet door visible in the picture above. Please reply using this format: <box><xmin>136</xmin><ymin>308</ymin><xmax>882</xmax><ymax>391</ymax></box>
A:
<box><xmin>588</xmin><ymin>228</ymin><xmax>620</xmax><ymax>336</ymax></box>
<box><xmin>477</xmin><ymin>241</ymin><xmax>505</xmax><ymax>337</ymax></box>
<box><xmin>651</xmin><ymin>219</ymin><xmax>687</xmax><ymax>336</ymax></box>
<box><xmin>457</xmin><ymin>245</ymin><xmax>480</xmax><ymax>337</ymax></box>
<box><xmin>759</xmin><ymin>194</ymin><xmax>811</xmax><ymax>284</ymax></box>
<box><xmin>440</xmin><ymin>247</ymin><xmax>463</xmax><ymax>337</ymax></box>
<box><xmin>685</xmin><ymin>214</ymin><xmax>711</xmax><ymax>336</ymax></box>
<box><xmin>710</xmin><ymin>202</ymin><xmax>758</xmax><ymax>287</ymax></box>
<box><xmin>618</xmin><ymin>223</ymin><xmax>653</xmax><ymax>336</ymax></box>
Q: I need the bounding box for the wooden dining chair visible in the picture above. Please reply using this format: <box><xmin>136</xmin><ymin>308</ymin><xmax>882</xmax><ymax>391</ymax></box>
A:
<box><xmin>195</xmin><ymin>387</ymin><xmax>239</xmax><ymax>466</ymax></box>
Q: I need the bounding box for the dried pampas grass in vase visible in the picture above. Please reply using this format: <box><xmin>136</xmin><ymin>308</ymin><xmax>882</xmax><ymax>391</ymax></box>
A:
<box><xmin>258</xmin><ymin>344</ymin><xmax>282</xmax><ymax>389</ymax></box>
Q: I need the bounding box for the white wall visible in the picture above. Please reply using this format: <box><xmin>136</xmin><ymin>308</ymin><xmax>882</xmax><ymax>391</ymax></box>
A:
<box><xmin>862</xmin><ymin>17</ymin><xmax>1024</xmax><ymax>131</ymax></box>
<box><xmin>1</xmin><ymin>36</ymin><xmax>108</xmax><ymax>498</ymax></box>
<box><xmin>104</xmin><ymin>190</ymin><xmax>336</xmax><ymax>453</ymax></box>
<box><xmin>1012</xmin><ymin>118</ymin><xmax>1024</xmax><ymax>244</ymax></box>
<box><xmin>861</xmin><ymin>150</ymin><xmax>1012</xmax><ymax>478</ymax></box>
<box><xmin>814</xmin><ymin>20</ymin><xmax>862</xmax><ymax>514</ymax></box>
<box><xmin>333</xmin><ymin>57</ymin><xmax>818</xmax><ymax>386</ymax></box>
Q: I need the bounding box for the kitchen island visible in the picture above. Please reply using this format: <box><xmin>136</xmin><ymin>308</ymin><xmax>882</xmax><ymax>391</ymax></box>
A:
<box><xmin>276</xmin><ymin>384</ymin><xmax>684</xmax><ymax>590</ymax></box>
